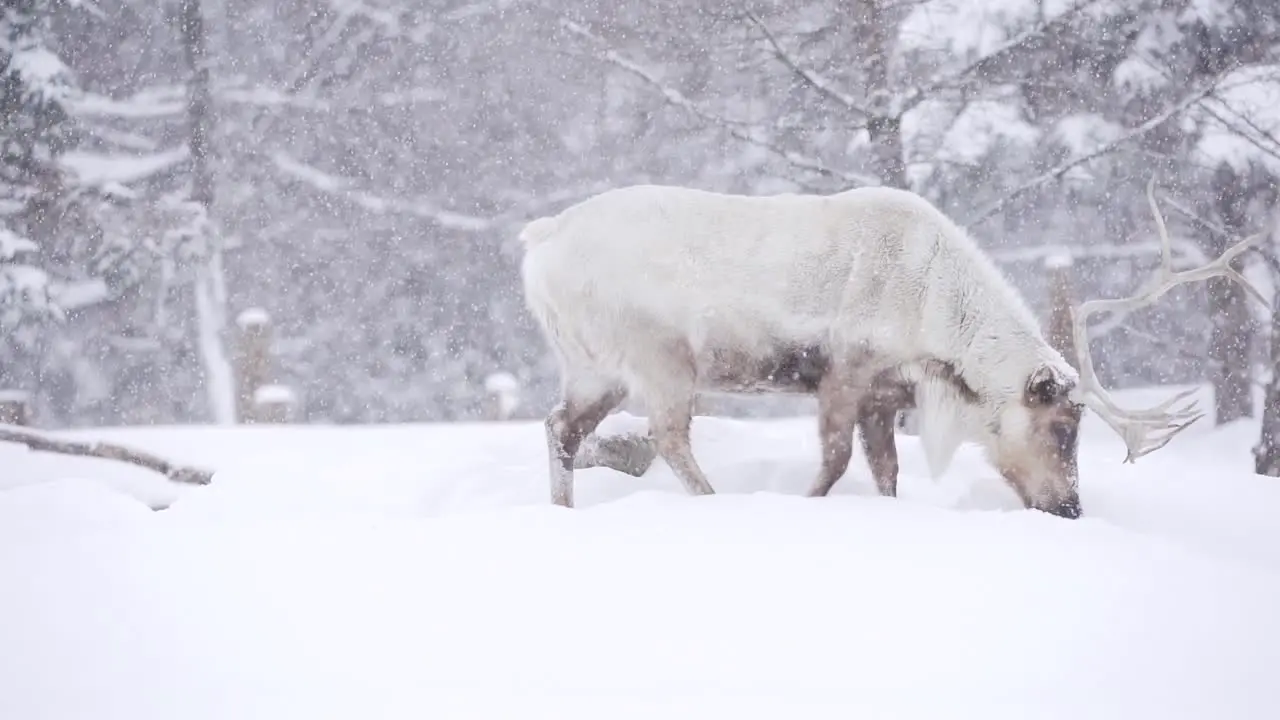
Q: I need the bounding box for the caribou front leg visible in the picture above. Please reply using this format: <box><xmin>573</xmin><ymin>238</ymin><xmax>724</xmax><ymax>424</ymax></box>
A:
<box><xmin>857</xmin><ymin>398</ymin><xmax>901</xmax><ymax>497</ymax></box>
<box><xmin>809</xmin><ymin>361</ymin><xmax>885</xmax><ymax>497</ymax></box>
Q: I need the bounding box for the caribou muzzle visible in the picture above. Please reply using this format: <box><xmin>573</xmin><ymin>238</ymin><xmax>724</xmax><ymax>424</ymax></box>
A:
<box><xmin>1040</xmin><ymin>495</ymin><xmax>1082</xmax><ymax>520</ymax></box>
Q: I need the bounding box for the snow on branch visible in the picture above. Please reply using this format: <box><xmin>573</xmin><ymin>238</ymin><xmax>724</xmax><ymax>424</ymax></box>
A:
<box><xmin>965</xmin><ymin>80</ymin><xmax>1222</xmax><ymax>228</ymax></box>
<box><xmin>560</xmin><ymin>19</ymin><xmax>877</xmax><ymax>188</ymax></box>
<box><xmin>69</xmin><ymin>90</ymin><xmax>185</xmax><ymax>119</ymax></box>
<box><xmin>269</xmin><ymin>152</ymin><xmax>494</xmax><ymax>231</ymax></box>
<box><xmin>0</xmin><ymin>228</ymin><xmax>37</xmax><ymax>261</ymax></box>
<box><xmin>49</xmin><ymin>279</ymin><xmax>110</xmax><ymax>312</ymax></box>
<box><xmin>0</xmin><ymin>263</ymin><xmax>53</xmax><ymax>327</ymax></box>
<box><xmin>0</xmin><ymin>426</ymin><xmax>213</xmax><ymax>486</ymax></box>
<box><xmin>270</xmin><ymin>151</ymin><xmax>346</xmax><ymax>193</ymax></box>
<box><xmin>71</xmin><ymin>84</ymin><xmax>334</xmax><ymax>122</ymax></box>
<box><xmin>9</xmin><ymin>42</ymin><xmax>75</xmax><ymax>106</ymax></box>
<box><xmin>743</xmin><ymin>11</ymin><xmax>867</xmax><ymax>116</ymax></box>
<box><xmin>59</xmin><ymin>146</ymin><xmax>190</xmax><ymax>187</ymax></box>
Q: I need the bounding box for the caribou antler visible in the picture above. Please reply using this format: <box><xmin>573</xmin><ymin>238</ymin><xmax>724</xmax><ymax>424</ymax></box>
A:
<box><xmin>1069</xmin><ymin>177</ymin><xmax>1269</xmax><ymax>463</ymax></box>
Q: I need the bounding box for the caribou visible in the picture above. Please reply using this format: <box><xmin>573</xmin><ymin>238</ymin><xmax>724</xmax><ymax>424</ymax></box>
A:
<box><xmin>518</xmin><ymin>179</ymin><xmax>1264</xmax><ymax>517</ymax></box>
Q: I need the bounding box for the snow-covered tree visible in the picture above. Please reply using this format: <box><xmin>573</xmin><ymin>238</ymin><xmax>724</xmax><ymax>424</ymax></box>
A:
<box><xmin>0</xmin><ymin>0</ymin><xmax>72</xmax><ymax>327</ymax></box>
<box><xmin>0</xmin><ymin>0</ymin><xmax>82</xmax><ymax>413</ymax></box>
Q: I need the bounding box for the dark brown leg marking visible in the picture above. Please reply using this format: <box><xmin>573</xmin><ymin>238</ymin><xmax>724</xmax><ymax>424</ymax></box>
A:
<box><xmin>546</xmin><ymin>387</ymin><xmax>627</xmax><ymax>508</ymax></box>
<box><xmin>809</xmin><ymin>370</ymin><xmax>861</xmax><ymax>497</ymax></box>
<box><xmin>857</xmin><ymin>399</ymin><xmax>900</xmax><ymax>497</ymax></box>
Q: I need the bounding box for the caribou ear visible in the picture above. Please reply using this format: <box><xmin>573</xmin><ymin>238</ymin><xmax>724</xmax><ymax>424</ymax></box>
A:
<box><xmin>1026</xmin><ymin>364</ymin><xmax>1074</xmax><ymax>406</ymax></box>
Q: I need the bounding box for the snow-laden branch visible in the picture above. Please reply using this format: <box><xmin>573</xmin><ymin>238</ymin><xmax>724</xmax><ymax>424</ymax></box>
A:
<box><xmin>272</xmin><ymin>152</ymin><xmax>625</xmax><ymax>234</ymax></box>
<box><xmin>270</xmin><ymin>152</ymin><xmax>494</xmax><ymax>231</ymax></box>
<box><xmin>59</xmin><ymin>146</ymin><xmax>190</xmax><ymax>187</ymax></box>
<box><xmin>560</xmin><ymin>19</ymin><xmax>877</xmax><ymax>188</ymax></box>
<box><xmin>743</xmin><ymin>10</ymin><xmax>868</xmax><ymax>117</ymax></box>
<box><xmin>70</xmin><ymin>86</ymin><xmax>334</xmax><ymax>119</ymax></box>
<box><xmin>965</xmin><ymin>80</ymin><xmax>1222</xmax><ymax>228</ymax></box>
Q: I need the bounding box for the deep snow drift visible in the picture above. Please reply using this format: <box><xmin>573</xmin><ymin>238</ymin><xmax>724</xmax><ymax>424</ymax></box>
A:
<box><xmin>2</xmin><ymin>384</ymin><xmax>1279</xmax><ymax>719</ymax></box>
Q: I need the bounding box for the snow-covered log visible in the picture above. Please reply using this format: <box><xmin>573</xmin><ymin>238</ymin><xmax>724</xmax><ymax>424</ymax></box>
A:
<box><xmin>0</xmin><ymin>425</ymin><xmax>213</xmax><ymax>485</ymax></box>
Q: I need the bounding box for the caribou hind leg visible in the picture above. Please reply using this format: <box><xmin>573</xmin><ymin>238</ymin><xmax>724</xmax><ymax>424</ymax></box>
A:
<box><xmin>546</xmin><ymin>378</ymin><xmax>628</xmax><ymax>508</ymax></box>
<box><xmin>650</xmin><ymin>401</ymin><xmax>716</xmax><ymax>497</ymax></box>
<box><xmin>636</xmin><ymin>341</ymin><xmax>717</xmax><ymax>497</ymax></box>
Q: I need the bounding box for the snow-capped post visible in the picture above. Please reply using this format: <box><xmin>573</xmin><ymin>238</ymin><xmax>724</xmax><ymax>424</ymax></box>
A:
<box><xmin>483</xmin><ymin>371</ymin><xmax>521</xmax><ymax>421</ymax></box>
<box><xmin>1044</xmin><ymin>248</ymin><xmax>1079</xmax><ymax>370</ymax></box>
<box><xmin>234</xmin><ymin>308</ymin><xmax>272</xmax><ymax>423</ymax></box>
<box><xmin>252</xmin><ymin>384</ymin><xmax>297</xmax><ymax>424</ymax></box>
<box><xmin>0</xmin><ymin>390</ymin><xmax>31</xmax><ymax>426</ymax></box>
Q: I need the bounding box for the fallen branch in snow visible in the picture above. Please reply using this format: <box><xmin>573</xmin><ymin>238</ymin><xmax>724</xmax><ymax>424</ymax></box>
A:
<box><xmin>0</xmin><ymin>426</ymin><xmax>214</xmax><ymax>486</ymax></box>
<box><xmin>575</xmin><ymin>431</ymin><xmax>657</xmax><ymax>477</ymax></box>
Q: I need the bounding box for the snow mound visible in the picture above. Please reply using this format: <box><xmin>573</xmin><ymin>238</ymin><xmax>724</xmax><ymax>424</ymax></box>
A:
<box><xmin>0</xmin><ymin>477</ymin><xmax>153</xmax><ymax>536</ymax></box>
<box><xmin>2</xmin><ymin>389</ymin><xmax>1280</xmax><ymax>717</ymax></box>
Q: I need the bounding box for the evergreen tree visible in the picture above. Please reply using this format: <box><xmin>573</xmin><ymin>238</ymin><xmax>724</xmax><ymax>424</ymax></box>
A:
<box><xmin>0</xmin><ymin>0</ymin><xmax>75</xmax><ymax>391</ymax></box>
<box><xmin>0</xmin><ymin>0</ymin><xmax>74</xmax><ymax>319</ymax></box>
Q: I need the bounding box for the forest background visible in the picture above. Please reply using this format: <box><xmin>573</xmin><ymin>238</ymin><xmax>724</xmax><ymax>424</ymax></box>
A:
<box><xmin>5</xmin><ymin>0</ymin><xmax>1280</xmax><ymax>470</ymax></box>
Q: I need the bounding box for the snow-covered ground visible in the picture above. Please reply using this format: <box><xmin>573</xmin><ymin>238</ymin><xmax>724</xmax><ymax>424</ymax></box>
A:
<box><xmin>3</xmin><ymin>384</ymin><xmax>1279</xmax><ymax>719</ymax></box>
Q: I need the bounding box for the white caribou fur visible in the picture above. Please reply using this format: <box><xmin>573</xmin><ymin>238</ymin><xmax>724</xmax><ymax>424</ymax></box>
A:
<box><xmin>520</xmin><ymin>184</ymin><xmax>1077</xmax><ymax>477</ymax></box>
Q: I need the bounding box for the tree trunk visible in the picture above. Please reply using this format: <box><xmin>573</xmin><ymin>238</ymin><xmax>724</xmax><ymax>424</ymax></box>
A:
<box><xmin>1210</xmin><ymin>276</ymin><xmax>1254</xmax><ymax>423</ymax></box>
<box><xmin>1044</xmin><ymin>254</ymin><xmax>1079</xmax><ymax>370</ymax></box>
<box><xmin>1209</xmin><ymin>164</ymin><xmax>1256</xmax><ymax>425</ymax></box>
<box><xmin>180</xmin><ymin>0</ymin><xmax>235</xmax><ymax>424</ymax></box>
<box><xmin>1254</xmin><ymin>285</ymin><xmax>1280</xmax><ymax>476</ymax></box>
<box><xmin>854</xmin><ymin>0</ymin><xmax>906</xmax><ymax>191</ymax></box>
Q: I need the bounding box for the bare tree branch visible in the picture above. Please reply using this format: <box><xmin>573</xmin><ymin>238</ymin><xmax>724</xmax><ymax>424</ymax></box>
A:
<box><xmin>1159</xmin><ymin>188</ymin><xmax>1280</xmax><ymax>288</ymax></box>
<box><xmin>0</xmin><ymin>426</ymin><xmax>214</xmax><ymax>485</ymax></box>
<box><xmin>743</xmin><ymin>10</ymin><xmax>868</xmax><ymax>116</ymax></box>
<box><xmin>1156</xmin><ymin>191</ymin><xmax>1234</xmax><ymax>240</ymax></box>
<box><xmin>560</xmin><ymin>19</ymin><xmax>878</xmax><ymax>187</ymax></box>
<box><xmin>965</xmin><ymin>81</ymin><xmax>1222</xmax><ymax>228</ymax></box>
<box><xmin>1198</xmin><ymin>92</ymin><xmax>1280</xmax><ymax>166</ymax></box>
<box><xmin>899</xmin><ymin>0</ymin><xmax>1099</xmax><ymax>115</ymax></box>
<box><xmin>989</xmin><ymin>238</ymin><xmax>1209</xmax><ymax>267</ymax></box>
